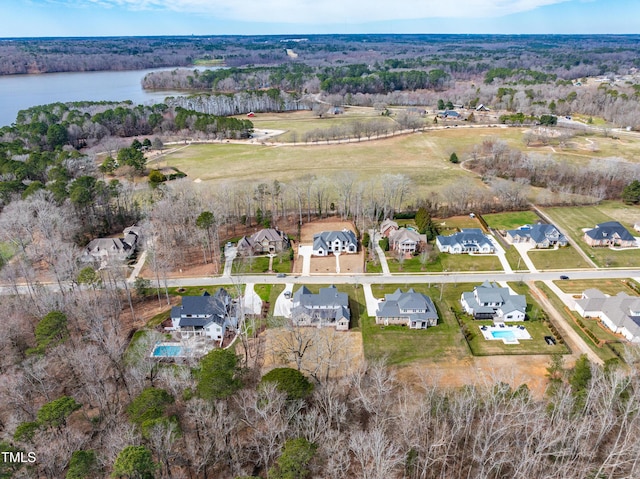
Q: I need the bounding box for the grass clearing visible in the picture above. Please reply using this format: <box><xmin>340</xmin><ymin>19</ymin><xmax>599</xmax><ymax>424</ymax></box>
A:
<box><xmin>483</xmin><ymin>211</ymin><xmax>541</xmax><ymax>230</ymax></box>
<box><xmin>527</xmin><ymin>246</ymin><xmax>592</xmax><ymax>270</ymax></box>
<box><xmin>233</xmin><ymin>255</ymin><xmax>292</xmax><ymax>274</ymax></box>
<box><xmin>552</xmin><ymin>278</ymin><xmax>639</xmax><ymax>296</ymax></box>
<box><xmin>365</xmin><ymin>284</ymin><xmax>468</xmax><ymax>365</ymax></box>
<box><xmin>541</xmin><ymin>204</ymin><xmax>640</xmax><ymax>267</ymax></box>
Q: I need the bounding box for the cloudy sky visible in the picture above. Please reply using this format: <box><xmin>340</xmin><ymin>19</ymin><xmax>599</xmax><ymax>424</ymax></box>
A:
<box><xmin>1</xmin><ymin>0</ymin><xmax>638</xmax><ymax>37</ymax></box>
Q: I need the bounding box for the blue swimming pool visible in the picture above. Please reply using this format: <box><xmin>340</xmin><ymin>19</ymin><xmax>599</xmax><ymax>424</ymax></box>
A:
<box><xmin>152</xmin><ymin>345</ymin><xmax>183</xmax><ymax>357</ymax></box>
<box><xmin>491</xmin><ymin>330</ymin><xmax>516</xmax><ymax>340</ymax></box>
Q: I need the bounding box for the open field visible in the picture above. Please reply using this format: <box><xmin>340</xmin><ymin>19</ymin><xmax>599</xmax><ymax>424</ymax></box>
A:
<box><xmin>527</xmin><ymin>246</ymin><xmax>592</xmax><ymax>270</ymax></box>
<box><xmin>483</xmin><ymin>211</ymin><xmax>542</xmax><ymax>230</ymax></box>
<box><xmin>435</xmin><ymin>215</ymin><xmax>485</xmax><ymax>234</ymax></box>
<box><xmin>541</xmin><ymin>204</ymin><xmax>640</xmax><ymax>267</ymax></box>
<box><xmin>552</xmin><ymin>278</ymin><xmax>640</xmax><ymax>296</ymax></box>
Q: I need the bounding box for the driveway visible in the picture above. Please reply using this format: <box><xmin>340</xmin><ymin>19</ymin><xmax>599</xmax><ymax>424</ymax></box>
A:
<box><xmin>298</xmin><ymin>245</ymin><xmax>312</xmax><ymax>276</ymax></box>
<box><xmin>273</xmin><ymin>283</ymin><xmax>295</xmax><ymax>318</ymax></box>
<box><xmin>512</xmin><ymin>242</ymin><xmax>538</xmax><ymax>272</ymax></box>
<box><xmin>223</xmin><ymin>245</ymin><xmax>237</xmax><ymax>277</ymax></box>
<box><xmin>243</xmin><ymin>283</ymin><xmax>263</xmax><ymax>315</ymax></box>
<box><xmin>362</xmin><ymin>283</ymin><xmax>381</xmax><ymax>316</ymax></box>
<box><xmin>487</xmin><ymin>235</ymin><xmax>512</xmax><ymax>273</ymax></box>
<box><xmin>370</xmin><ymin>231</ymin><xmax>391</xmax><ymax>276</ymax></box>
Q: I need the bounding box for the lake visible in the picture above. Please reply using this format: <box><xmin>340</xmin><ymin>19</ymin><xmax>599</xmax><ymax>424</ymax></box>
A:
<box><xmin>0</xmin><ymin>68</ymin><xmax>195</xmax><ymax>127</ymax></box>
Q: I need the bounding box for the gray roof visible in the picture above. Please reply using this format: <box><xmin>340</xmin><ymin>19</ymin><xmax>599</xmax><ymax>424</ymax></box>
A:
<box><xmin>577</xmin><ymin>291</ymin><xmax>640</xmax><ymax>339</ymax></box>
<box><xmin>463</xmin><ymin>282</ymin><xmax>526</xmax><ymax>315</ymax></box>
<box><xmin>292</xmin><ymin>285</ymin><xmax>351</xmax><ymax>322</ymax></box>
<box><xmin>86</xmin><ymin>237</ymin><xmax>132</xmax><ymax>254</ymax></box>
<box><xmin>437</xmin><ymin>229</ymin><xmax>493</xmax><ymax>249</ymax></box>
<box><xmin>585</xmin><ymin>221</ymin><xmax>635</xmax><ymax>242</ymax></box>
<box><xmin>507</xmin><ymin>224</ymin><xmax>566</xmax><ymax>244</ymax></box>
<box><xmin>313</xmin><ymin>230</ymin><xmax>357</xmax><ymax>249</ymax></box>
<box><xmin>389</xmin><ymin>228</ymin><xmax>426</xmax><ymax>245</ymax></box>
<box><xmin>252</xmin><ymin>228</ymin><xmax>289</xmax><ymax>243</ymax></box>
<box><xmin>171</xmin><ymin>289</ymin><xmax>232</xmax><ymax>327</ymax></box>
<box><xmin>376</xmin><ymin>288</ymin><xmax>438</xmax><ymax>322</ymax></box>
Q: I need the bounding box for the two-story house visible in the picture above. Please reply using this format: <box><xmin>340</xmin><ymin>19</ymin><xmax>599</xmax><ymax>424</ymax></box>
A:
<box><xmin>460</xmin><ymin>281</ymin><xmax>526</xmax><ymax>321</ymax></box>
<box><xmin>170</xmin><ymin>289</ymin><xmax>238</xmax><ymax>344</ymax></box>
<box><xmin>312</xmin><ymin>229</ymin><xmax>357</xmax><ymax>256</ymax></box>
<box><xmin>375</xmin><ymin>288</ymin><xmax>439</xmax><ymax>329</ymax></box>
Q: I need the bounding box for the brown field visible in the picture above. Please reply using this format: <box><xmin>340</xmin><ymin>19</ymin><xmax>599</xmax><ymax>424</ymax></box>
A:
<box><xmin>298</xmin><ymin>218</ymin><xmax>358</xmax><ymax>242</ymax></box>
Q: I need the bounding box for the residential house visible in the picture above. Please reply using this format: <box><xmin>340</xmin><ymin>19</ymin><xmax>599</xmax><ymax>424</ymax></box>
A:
<box><xmin>375</xmin><ymin>288</ymin><xmax>438</xmax><ymax>329</ymax></box>
<box><xmin>506</xmin><ymin>223</ymin><xmax>568</xmax><ymax>248</ymax></box>
<box><xmin>380</xmin><ymin>218</ymin><xmax>399</xmax><ymax>238</ymax></box>
<box><xmin>237</xmin><ymin>228</ymin><xmax>290</xmax><ymax>256</ymax></box>
<box><xmin>438</xmin><ymin>110</ymin><xmax>461</xmax><ymax>119</ymax></box>
<box><xmin>291</xmin><ymin>285</ymin><xmax>350</xmax><ymax>330</ymax></box>
<box><xmin>81</xmin><ymin>225</ymin><xmax>141</xmax><ymax>266</ymax></box>
<box><xmin>436</xmin><ymin>228</ymin><xmax>495</xmax><ymax>254</ymax></box>
<box><xmin>583</xmin><ymin>221</ymin><xmax>636</xmax><ymax>248</ymax></box>
<box><xmin>461</xmin><ymin>281</ymin><xmax>527</xmax><ymax>321</ymax></box>
<box><xmin>170</xmin><ymin>289</ymin><xmax>238</xmax><ymax>344</ymax></box>
<box><xmin>575</xmin><ymin>289</ymin><xmax>640</xmax><ymax>343</ymax></box>
<box><xmin>389</xmin><ymin>228</ymin><xmax>426</xmax><ymax>255</ymax></box>
<box><xmin>475</xmin><ymin>104</ymin><xmax>491</xmax><ymax>111</ymax></box>
<box><xmin>312</xmin><ymin>229</ymin><xmax>357</xmax><ymax>256</ymax></box>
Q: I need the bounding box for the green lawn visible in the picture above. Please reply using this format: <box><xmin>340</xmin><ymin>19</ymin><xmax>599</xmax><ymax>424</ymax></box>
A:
<box><xmin>552</xmin><ymin>278</ymin><xmax>640</xmax><ymax>296</ymax></box>
<box><xmin>435</xmin><ymin>215</ymin><xmax>485</xmax><ymax>235</ymax></box>
<box><xmin>482</xmin><ymin>211</ymin><xmax>541</xmax><ymax>230</ymax></box>
<box><xmin>233</xmin><ymin>254</ymin><xmax>292</xmax><ymax>274</ymax></box>
<box><xmin>527</xmin><ymin>246</ymin><xmax>592</xmax><ymax>270</ymax></box>
<box><xmin>504</xmin><ymin>245</ymin><xmax>528</xmax><ymax>272</ymax></box>
<box><xmin>382</xmin><ymin>251</ymin><xmax>503</xmax><ymax>272</ymax></box>
<box><xmin>365</xmin><ymin>284</ymin><xmax>468</xmax><ymax>365</ymax></box>
<box><xmin>541</xmin><ymin>204</ymin><xmax>640</xmax><ymax>267</ymax></box>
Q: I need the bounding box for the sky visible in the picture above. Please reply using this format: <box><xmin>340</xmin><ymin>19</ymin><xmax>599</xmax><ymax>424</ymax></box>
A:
<box><xmin>1</xmin><ymin>0</ymin><xmax>639</xmax><ymax>37</ymax></box>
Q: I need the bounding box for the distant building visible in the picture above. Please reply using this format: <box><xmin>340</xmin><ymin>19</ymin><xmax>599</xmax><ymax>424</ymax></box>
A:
<box><xmin>375</xmin><ymin>288</ymin><xmax>438</xmax><ymax>329</ymax></box>
<box><xmin>461</xmin><ymin>281</ymin><xmax>526</xmax><ymax>321</ymax></box>
<box><xmin>436</xmin><ymin>229</ymin><xmax>494</xmax><ymax>254</ymax></box>
<box><xmin>291</xmin><ymin>285</ymin><xmax>350</xmax><ymax>330</ymax></box>
<box><xmin>312</xmin><ymin>229</ymin><xmax>357</xmax><ymax>256</ymax></box>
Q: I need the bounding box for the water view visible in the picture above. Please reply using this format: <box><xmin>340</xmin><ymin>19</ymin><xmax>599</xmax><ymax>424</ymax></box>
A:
<box><xmin>0</xmin><ymin>67</ymin><xmax>193</xmax><ymax>127</ymax></box>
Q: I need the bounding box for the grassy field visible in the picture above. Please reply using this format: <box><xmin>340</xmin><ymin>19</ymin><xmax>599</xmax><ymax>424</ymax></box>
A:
<box><xmin>382</xmin><ymin>251</ymin><xmax>503</xmax><ymax>272</ymax></box>
<box><xmin>435</xmin><ymin>215</ymin><xmax>484</xmax><ymax>235</ymax></box>
<box><xmin>504</xmin><ymin>245</ymin><xmax>528</xmax><ymax>271</ymax></box>
<box><xmin>541</xmin><ymin>204</ymin><xmax>640</xmax><ymax>267</ymax></box>
<box><xmin>232</xmin><ymin>255</ymin><xmax>292</xmax><ymax>274</ymax></box>
<box><xmin>366</xmin><ymin>284</ymin><xmax>468</xmax><ymax>365</ymax></box>
<box><xmin>483</xmin><ymin>211</ymin><xmax>541</xmax><ymax>230</ymax></box>
<box><xmin>552</xmin><ymin>278</ymin><xmax>640</xmax><ymax>296</ymax></box>
<box><xmin>527</xmin><ymin>246</ymin><xmax>592</xmax><ymax>270</ymax></box>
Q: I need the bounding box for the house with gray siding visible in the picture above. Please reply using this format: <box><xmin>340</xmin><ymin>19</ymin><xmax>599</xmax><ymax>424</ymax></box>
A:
<box><xmin>375</xmin><ymin>288</ymin><xmax>438</xmax><ymax>329</ymax></box>
<box><xmin>291</xmin><ymin>285</ymin><xmax>350</xmax><ymax>330</ymax></box>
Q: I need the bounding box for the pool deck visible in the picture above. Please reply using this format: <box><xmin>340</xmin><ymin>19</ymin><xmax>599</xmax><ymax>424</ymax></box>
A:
<box><xmin>151</xmin><ymin>337</ymin><xmax>215</xmax><ymax>359</ymax></box>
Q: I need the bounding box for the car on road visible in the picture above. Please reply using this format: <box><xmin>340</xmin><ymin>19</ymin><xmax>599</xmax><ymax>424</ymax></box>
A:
<box><xmin>560</xmin><ymin>275</ymin><xmax>570</xmax><ymax>280</ymax></box>
<box><xmin>276</xmin><ymin>273</ymin><xmax>287</xmax><ymax>278</ymax></box>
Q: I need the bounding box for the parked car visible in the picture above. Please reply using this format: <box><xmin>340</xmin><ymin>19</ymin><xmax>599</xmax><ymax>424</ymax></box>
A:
<box><xmin>560</xmin><ymin>275</ymin><xmax>569</xmax><ymax>280</ymax></box>
<box><xmin>276</xmin><ymin>273</ymin><xmax>287</xmax><ymax>278</ymax></box>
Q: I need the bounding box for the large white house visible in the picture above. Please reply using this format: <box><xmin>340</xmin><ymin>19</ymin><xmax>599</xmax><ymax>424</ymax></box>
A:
<box><xmin>170</xmin><ymin>289</ymin><xmax>238</xmax><ymax>344</ymax></box>
<box><xmin>312</xmin><ymin>229</ymin><xmax>357</xmax><ymax>256</ymax></box>
<box><xmin>81</xmin><ymin>225</ymin><xmax>141</xmax><ymax>267</ymax></box>
<box><xmin>461</xmin><ymin>281</ymin><xmax>526</xmax><ymax>321</ymax></box>
<box><xmin>575</xmin><ymin>289</ymin><xmax>640</xmax><ymax>343</ymax></box>
<box><xmin>436</xmin><ymin>229</ymin><xmax>494</xmax><ymax>254</ymax></box>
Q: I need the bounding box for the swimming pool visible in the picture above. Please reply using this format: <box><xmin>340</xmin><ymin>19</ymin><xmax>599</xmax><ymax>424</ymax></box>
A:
<box><xmin>491</xmin><ymin>330</ymin><xmax>516</xmax><ymax>340</ymax></box>
<box><xmin>480</xmin><ymin>325</ymin><xmax>532</xmax><ymax>344</ymax></box>
<box><xmin>152</xmin><ymin>344</ymin><xmax>183</xmax><ymax>357</ymax></box>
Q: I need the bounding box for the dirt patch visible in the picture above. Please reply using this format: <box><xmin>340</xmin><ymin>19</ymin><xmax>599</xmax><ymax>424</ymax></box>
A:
<box><xmin>395</xmin><ymin>354</ymin><xmax>564</xmax><ymax>399</ymax></box>
<box><xmin>261</xmin><ymin>327</ymin><xmax>364</xmax><ymax>378</ymax></box>
<box><xmin>299</xmin><ymin>218</ymin><xmax>357</xmax><ymax>242</ymax></box>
